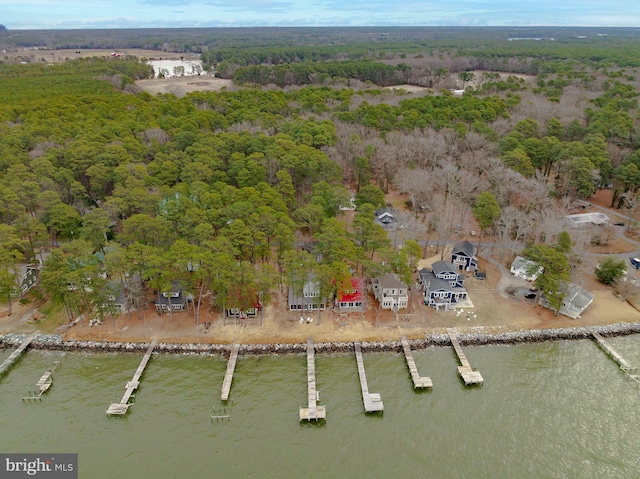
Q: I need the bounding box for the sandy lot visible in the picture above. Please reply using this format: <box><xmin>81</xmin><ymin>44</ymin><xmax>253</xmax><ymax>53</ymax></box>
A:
<box><xmin>136</xmin><ymin>76</ymin><xmax>233</xmax><ymax>95</ymax></box>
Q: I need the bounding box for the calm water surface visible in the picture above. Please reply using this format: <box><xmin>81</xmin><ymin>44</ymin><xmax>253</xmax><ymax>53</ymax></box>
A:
<box><xmin>2</xmin><ymin>337</ymin><xmax>640</xmax><ymax>478</ymax></box>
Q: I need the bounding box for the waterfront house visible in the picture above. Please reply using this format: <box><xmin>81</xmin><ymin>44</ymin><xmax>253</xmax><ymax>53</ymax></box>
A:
<box><xmin>226</xmin><ymin>284</ymin><xmax>261</xmax><ymax>318</ymax></box>
<box><xmin>510</xmin><ymin>256</ymin><xmax>543</xmax><ymax>282</ymax></box>
<box><xmin>10</xmin><ymin>264</ymin><xmax>39</xmax><ymax>297</ymax></box>
<box><xmin>371</xmin><ymin>273</ymin><xmax>408</xmax><ymax>311</ymax></box>
<box><xmin>154</xmin><ymin>282</ymin><xmax>187</xmax><ymax>312</ymax></box>
<box><xmin>539</xmin><ymin>283</ymin><xmax>594</xmax><ymax>319</ymax></box>
<box><xmin>451</xmin><ymin>240</ymin><xmax>478</xmax><ymax>271</ymax></box>
<box><xmin>336</xmin><ymin>277</ymin><xmax>364</xmax><ymax>313</ymax></box>
<box><xmin>419</xmin><ymin>261</ymin><xmax>468</xmax><ymax>310</ymax></box>
<box><xmin>104</xmin><ymin>281</ymin><xmax>129</xmax><ymax>314</ymax></box>
<box><xmin>288</xmin><ymin>275</ymin><xmax>327</xmax><ymax>311</ymax></box>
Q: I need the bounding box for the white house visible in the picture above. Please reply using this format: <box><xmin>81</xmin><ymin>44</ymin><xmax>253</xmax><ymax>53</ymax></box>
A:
<box><xmin>539</xmin><ymin>283</ymin><xmax>594</xmax><ymax>319</ymax></box>
<box><xmin>510</xmin><ymin>256</ymin><xmax>543</xmax><ymax>282</ymax></box>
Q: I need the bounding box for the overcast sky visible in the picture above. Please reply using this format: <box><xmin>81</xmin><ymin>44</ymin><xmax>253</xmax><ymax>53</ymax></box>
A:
<box><xmin>2</xmin><ymin>0</ymin><xmax>640</xmax><ymax>30</ymax></box>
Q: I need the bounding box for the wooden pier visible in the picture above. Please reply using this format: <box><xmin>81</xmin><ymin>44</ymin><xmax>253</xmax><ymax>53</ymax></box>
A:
<box><xmin>587</xmin><ymin>327</ymin><xmax>639</xmax><ymax>383</ymax></box>
<box><xmin>401</xmin><ymin>336</ymin><xmax>432</xmax><ymax>389</ymax></box>
<box><xmin>23</xmin><ymin>361</ymin><xmax>59</xmax><ymax>401</ymax></box>
<box><xmin>354</xmin><ymin>342</ymin><xmax>383</xmax><ymax>413</ymax></box>
<box><xmin>221</xmin><ymin>343</ymin><xmax>240</xmax><ymax>402</ymax></box>
<box><xmin>300</xmin><ymin>338</ymin><xmax>326</xmax><ymax>421</ymax></box>
<box><xmin>106</xmin><ymin>340</ymin><xmax>157</xmax><ymax>415</ymax></box>
<box><xmin>447</xmin><ymin>329</ymin><xmax>483</xmax><ymax>386</ymax></box>
<box><xmin>0</xmin><ymin>333</ymin><xmax>37</xmax><ymax>377</ymax></box>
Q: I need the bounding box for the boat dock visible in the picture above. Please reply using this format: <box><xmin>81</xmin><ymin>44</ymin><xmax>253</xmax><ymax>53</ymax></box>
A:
<box><xmin>23</xmin><ymin>361</ymin><xmax>59</xmax><ymax>401</ymax></box>
<box><xmin>354</xmin><ymin>342</ymin><xmax>383</xmax><ymax>413</ymax></box>
<box><xmin>221</xmin><ymin>344</ymin><xmax>240</xmax><ymax>402</ymax></box>
<box><xmin>447</xmin><ymin>329</ymin><xmax>483</xmax><ymax>386</ymax></box>
<box><xmin>0</xmin><ymin>333</ymin><xmax>37</xmax><ymax>377</ymax></box>
<box><xmin>587</xmin><ymin>327</ymin><xmax>639</xmax><ymax>382</ymax></box>
<box><xmin>401</xmin><ymin>336</ymin><xmax>432</xmax><ymax>389</ymax></box>
<box><xmin>300</xmin><ymin>338</ymin><xmax>326</xmax><ymax>421</ymax></box>
<box><xmin>106</xmin><ymin>340</ymin><xmax>157</xmax><ymax>415</ymax></box>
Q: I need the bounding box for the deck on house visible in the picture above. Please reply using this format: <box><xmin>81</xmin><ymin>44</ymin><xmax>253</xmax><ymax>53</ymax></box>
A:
<box><xmin>354</xmin><ymin>342</ymin><xmax>384</xmax><ymax>413</ymax></box>
<box><xmin>0</xmin><ymin>333</ymin><xmax>38</xmax><ymax>377</ymax></box>
<box><xmin>106</xmin><ymin>340</ymin><xmax>157</xmax><ymax>415</ymax></box>
<box><xmin>401</xmin><ymin>336</ymin><xmax>432</xmax><ymax>389</ymax></box>
<box><xmin>300</xmin><ymin>338</ymin><xmax>326</xmax><ymax>421</ymax></box>
<box><xmin>587</xmin><ymin>327</ymin><xmax>639</xmax><ymax>383</ymax></box>
<box><xmin>447</xmin><ymin>329</ymin><xmax>483</xmax><ymax>386</ymax></box>
<box><xmin>221</xmin><ymin>343</ymin><xmax>240</xmax><ymax>402</ymax></box>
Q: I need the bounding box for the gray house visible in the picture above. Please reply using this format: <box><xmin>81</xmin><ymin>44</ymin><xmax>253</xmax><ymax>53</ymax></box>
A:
<box><xmin>288</xmin><ymin>275</ymin><xmax>327</xmax><ymax>311</ymax></box>
<box><xmin>371</xmin><ymin>273</ymin><xmax>408</xmax><ymax>311</ymax></box>
<box><xmin>11</xmin><ymin>264</ymin><xmax>39</xmax><ymax>297</ymax></box>
<box><xmin>419</xmin><ymin>261</ymin><xmax>468</xmax><ymax>310</ymax></box>
<box><xmin>451</xmin><ymin>240</ymin><xmax>478</xmax><ymax>271</ymax></box>
<box><xmin>539</xmin><ymin>283</ymin><xmax>594</xmax><ymax>319</ymax></box>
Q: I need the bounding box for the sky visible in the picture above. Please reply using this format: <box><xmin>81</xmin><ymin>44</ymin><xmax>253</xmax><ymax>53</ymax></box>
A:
<box><xmin>2</xmin><ymin>0</ymin><xmax>640</xmax><ymax>30</ymax></box>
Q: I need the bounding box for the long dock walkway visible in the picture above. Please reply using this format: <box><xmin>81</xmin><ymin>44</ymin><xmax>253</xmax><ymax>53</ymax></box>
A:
<box><xmin>354</xmin><ymin>342</ymin><xmax>383</xmax><ymax>413</ymax></box>
<box><xmin>447</xmin><ymin>329</ymin><xmax>483</xmax><ymax>386</ymax></box>
<box><xmin>587</xmin><ymin>327</ymin><xmax>639</xmax><ymax>383</ymax></box>
<box><xmin>401</xmin><ymin>336</ymin><xmax>432</xmax><ymax>389</ymax></box>
<box><xmin>0</xmin><ymin>333</ymin><xmax>37</xmax><ymax>377</ymax></box>
<box><xmin>221</xmin><ymin>344</ymin><xmax>240</xmax><ymax>401</ymax></box>
<box><xmin>107</xmin><ymin>340</ymin><xmax>157</xmax><ymax>415</ymax></box>
<box><xmin>300</xmin><ymin>339</ymin><xmax>326</xmax><ymax>421</ymax></box>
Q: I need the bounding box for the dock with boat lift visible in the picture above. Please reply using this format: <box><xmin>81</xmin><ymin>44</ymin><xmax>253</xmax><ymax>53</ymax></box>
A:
<box><xmin>447</xmin><ymin>329</ymin><xmax>483</xmax><ymax>386</ymax></box>
<box><xmin>23</xmin><ymin>361</ymin><xmax>60</xmax><ymax>401</ymax></box>
<box><xmin>300</xmin><ymin>339</ymin><xmax>326</xmax><ymax>421</ymax></box>
<box><xmin>401</xmin><ymin>336</ymin><xmax>432</xmax><ymax>389</ymax></box>
<box><xmin>587</xmin><ymin>327</ymin><xmax>639</xmax><ymax>383</ymax></box>
<box><xmin>106</xmin><ymin>340</ymin><xmax>157</xmax><ymax>416</ymax></box>
<box><xmin>0</xmin><ymin>333</ymin><xmax>38</xmax><ymax>377</ymax></box>
<box><xmin>221</xmin><ymin>343</ymin><xmax>240</xmax><ymax>402</ymax></box>
<box><xmin>354</xmin><ymin>342</ymin><xmax>383</xmax><ymax>413</ymax></box>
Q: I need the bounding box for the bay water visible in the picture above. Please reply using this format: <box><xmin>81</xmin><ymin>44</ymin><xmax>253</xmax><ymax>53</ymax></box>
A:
<box><xmin>2</xmin><ymin>337</ymin><xmax>640</xmax><ymax>478</ymax></box>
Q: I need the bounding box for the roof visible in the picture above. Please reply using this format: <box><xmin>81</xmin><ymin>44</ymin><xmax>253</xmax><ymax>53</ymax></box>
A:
<box><xmin>511</xmin><ymin>256</ymin><xmax>541</xmax><ymax>271</ymax></box>
<box><xmin>452</xmin><ymin>240</ymin><xmax>476</xmax><ymax>257</ymax></box>
<box><xmin>337</xmin><ymin>277</ymin><xmax>363</xmax><ymax>303</ymax></box>
<box><xmin>431</xmin><ymin>260</ymin><xmax>457</xmax><ymax>275</ymax></box>
<box><xmin>375</xmin><ymin>273</ymin><xmax>406</xmax><ymax>290</ymax></box>
<box><xmin>565</xmin><ymin>212</ymin><xmax>609</xmax><ymax>225</ymax></box>
<box><xmin>420</xmin><ymin>270</ymin><xmax>453</xmax><ymax>292</ymax></box>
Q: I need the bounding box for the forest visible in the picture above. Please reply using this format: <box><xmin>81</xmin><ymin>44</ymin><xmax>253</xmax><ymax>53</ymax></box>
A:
<box><xmin>1</xmin><ymin>27</ymin><xmax>640</xmax><ymax>323</ymax></box>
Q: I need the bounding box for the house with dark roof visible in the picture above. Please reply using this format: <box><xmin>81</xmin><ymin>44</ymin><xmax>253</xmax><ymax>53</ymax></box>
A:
<box><xmin>104</xmin><ymin>281</ymin><xmax>129</xmax><ymax>314</ymax></box>
<box><xmin>451</xmin><ymin>240</ymin><xmax>478</xmax><ymax>271</ymax></box>
<box><xmin>419</xmin><ymin>260</ymin><xmax>468</xmax><ymax>310</ymax></box>
<box><xmin>371</xmin><ymin>273</ymin><xmax>408</xmax><ymax>311</ymax></box>
<box><xmin>154</xmin><ymin>282</ymin><xmax>187</xmax><ymax>312</ymax></box>
<box><xmin>11</xmin><ymin>264</ymin><xmax>40</xmax><ymax>297</ymax></box>
<box><xmin>336</xmin><ymin>277</ymin><xmax>364</xmax><ymax>313</ymax></box>
<box><xmin>374</xmin><ymin>208</ymin><xmax>398</xmax><ymax>231</ymax></box>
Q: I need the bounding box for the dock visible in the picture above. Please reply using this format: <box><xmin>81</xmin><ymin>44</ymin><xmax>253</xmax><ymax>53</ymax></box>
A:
<box><xmin>401</xmin><ymin>336</ymin><xmax>432</xmax><ymax>389</ymax></box>
<box><xmin>106</xmin><ymin>340</ymin><xmax>157</xmax><ymax>415</ymax></box>
<box><xmin>0</xmin><ymin>333</ymin><xmax>37</xmax><ymax>377</ymax></box>
<box><xmin>221</xmin><ymin>344</ymin><xmax>240</xmax><ymax>402</ymax></box>
<box><xmin>299</xmin><ymin>338</ymin><xmax>326</xmax><ymax>421</ymax></box>
<box><xmin>23</xmin><ymin>361</ymin><xmax>59</xmax><ymax>401</ymax></box>
<box><xmin>447</xmin><ymin>329</ymin><xmax>483</xmax><ymax>386</ymax></box>
<box><xmin>354</xmin><ymin>342</ymin><xmax>383</xmax><ymax>413</ymax></box>
<box><xmin>587</xmin><ymin>327</ymin><xmax>639</xmax><ymax>383</ymax></box>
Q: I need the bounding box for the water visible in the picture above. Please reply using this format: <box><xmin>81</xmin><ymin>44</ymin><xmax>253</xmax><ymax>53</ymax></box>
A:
<box><xmin>2</xmin><ymin>338</ymin><xmax>640</xmax><ymax>478</ymax></box>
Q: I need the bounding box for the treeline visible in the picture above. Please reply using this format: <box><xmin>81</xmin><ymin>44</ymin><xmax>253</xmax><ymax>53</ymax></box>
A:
<box><xmin>231</xmin><ymin>60</ymin><xmax>408</xmax><ymax>87</ymax></box>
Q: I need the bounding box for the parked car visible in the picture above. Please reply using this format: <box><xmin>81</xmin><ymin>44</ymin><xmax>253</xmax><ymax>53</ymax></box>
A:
<box><xmin>630</xmin><ymin>258</ymin><xmax>640</xmax><ymax>269</ymax></box>
<box><xmin>614</xmin><ymin>221</ymin><xmax>625</xmax><ymax>226</ymax></box>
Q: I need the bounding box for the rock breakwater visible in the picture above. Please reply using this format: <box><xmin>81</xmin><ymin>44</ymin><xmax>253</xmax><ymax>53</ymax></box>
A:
<box><xmin>2</xmin><ymin>323</ymin><xmax>640</xmax><ymax>356</ymax></box>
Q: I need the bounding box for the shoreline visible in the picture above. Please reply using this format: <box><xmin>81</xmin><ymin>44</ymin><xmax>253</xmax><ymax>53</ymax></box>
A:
<box><xmin>3</xmin><ymin>322</ymin><xmax>640</xmax><ymax>356</ymax></box>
